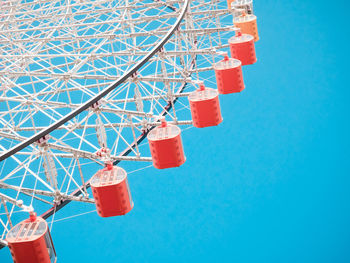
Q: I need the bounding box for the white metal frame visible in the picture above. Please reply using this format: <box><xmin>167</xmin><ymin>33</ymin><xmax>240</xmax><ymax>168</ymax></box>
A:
<box><xmin>0</xmin><ymin>0</ymin><xmax>251</xmax><ymax>247</ymax></box>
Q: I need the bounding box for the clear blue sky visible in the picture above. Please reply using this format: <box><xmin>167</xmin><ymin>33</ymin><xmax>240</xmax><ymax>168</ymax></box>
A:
<box><xmin>1</xmin><ymin>0</ymin><xmax>349</xmax><ymax>262</ymax></box>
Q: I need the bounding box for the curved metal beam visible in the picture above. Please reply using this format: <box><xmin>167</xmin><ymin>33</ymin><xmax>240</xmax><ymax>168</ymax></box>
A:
<box><xmin>0</xmin><ymin>0</ymin><xmax>190</xmax><ymax>162</ymax></box>
<box><xmin>0</xmin><ymin>0</ymin><xmax>191</xmax><ymax>249</ymax></box>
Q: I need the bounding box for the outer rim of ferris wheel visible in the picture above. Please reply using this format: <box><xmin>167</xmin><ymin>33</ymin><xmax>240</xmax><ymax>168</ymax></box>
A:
<box><xmin>0</xmin><ymin>0</ymin><xmax>196</xmax><ymax>249</ymax></box>
<box><xmin>0</xmin><ymin>0</ymin><xmax>254</xmax><ymax>251</ymax></box>
<box><xmin>0</xmin><ymin>0</ymin><xmax>190</xmax><ymax>162</ymax></box>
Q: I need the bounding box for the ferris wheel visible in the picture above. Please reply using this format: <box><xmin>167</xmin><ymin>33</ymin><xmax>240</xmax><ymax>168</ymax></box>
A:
<box><xmin>0</xmin><ymin>0</ymin><xmax>259</xmax><ymax>261</ymax></box>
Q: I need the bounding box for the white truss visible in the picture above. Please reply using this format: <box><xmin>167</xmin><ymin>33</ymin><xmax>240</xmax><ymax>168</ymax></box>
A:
<box><xmin>0</xmin><ymin>0</ymin><xmax>249</xmax><ymax>246</ymax></box>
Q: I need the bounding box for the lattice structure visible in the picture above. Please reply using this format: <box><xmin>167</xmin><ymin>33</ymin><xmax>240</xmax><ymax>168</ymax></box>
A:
<box><xmin>0</xmin><ymin>0</ymin><xmax>259</xmax><ymax>256</ymax></box>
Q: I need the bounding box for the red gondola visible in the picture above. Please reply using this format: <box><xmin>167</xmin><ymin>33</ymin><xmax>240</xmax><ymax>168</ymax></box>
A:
<box><xmin>189</xmin><ymin>82</ymin><xmax>223</xmax><ymax>128</ymax></box>
<box><xmin>213</xmin><ymin>53</ymin><xmax>244</xmax><ymax>94</ymax></box>
<box><xmin>6</xmin><ymin>213</ymin><xmax>57</xmax><ymax>263</ymax></box>
<box><xmin>229</xmin><ymin>31</ymin><xmax>257</xmax><ymax>66</ymax></box>
<box><xmin>148</xmin><ymin>120</ymin><xmax>185</xmax><ymax>169</ymax></box>
<box><xmin>91</xmin><ymin>164</ymin><xmax>133</xmax><ymax>217</ymax></box>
